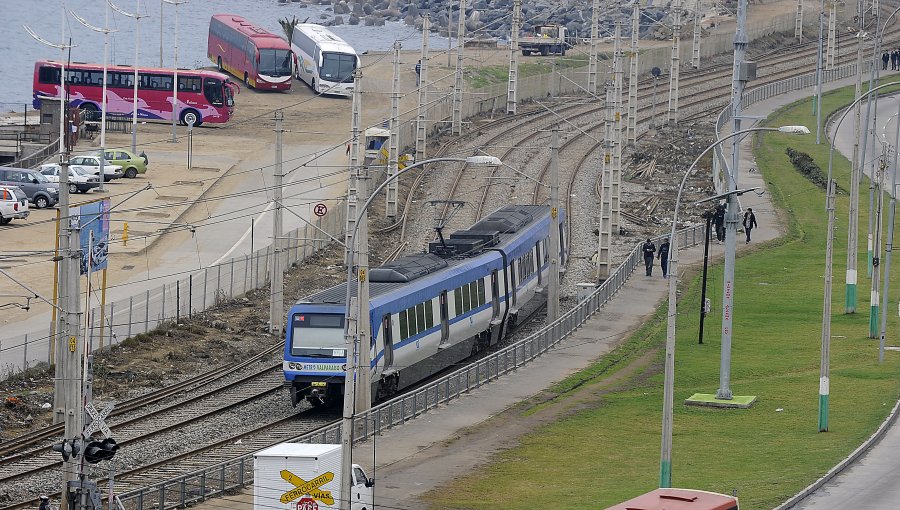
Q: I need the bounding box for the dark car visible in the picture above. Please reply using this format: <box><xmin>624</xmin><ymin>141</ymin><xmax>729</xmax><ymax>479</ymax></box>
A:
<box><xmin>0</xmin><ymin>166</ymin><xmax>59</xmax><ymax>208</ymax></box>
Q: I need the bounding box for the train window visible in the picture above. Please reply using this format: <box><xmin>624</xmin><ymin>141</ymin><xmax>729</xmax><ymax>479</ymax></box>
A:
<box><xmin>454</xmin><ymin>288</ymin><xmax>463</xmax><ymax>317</ymax></box>
<box><xmin>425</xmin><ymin>300</ymin><xmax>434</xmax><ymax>328</ymax></box>
<box><xmin>477</xmin><ymin>279</ymin><xmax>486</xmax><ymax>305</ymax></box>
<box><xmin>416</xmin><ymin>303</ymin><xmax>426</xmax><ymax>331</ymax></box>
<box><xmin>462</xmin><ymin>286</ymin><xmax>471</xmax><ymax>313</ymax></box>
<box><xmin>407</xmin><ymin>306</ymin><xmax>417</xmax><ymax>336</ymax></box>
<box><xmin>399</xmin><ymin>309</ymin><xmax>408</xmax><ymax>340</ymax></box>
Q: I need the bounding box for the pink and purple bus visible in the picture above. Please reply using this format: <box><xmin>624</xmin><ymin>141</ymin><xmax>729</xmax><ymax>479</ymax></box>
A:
<box><xmin>208</xmin><ymin>14</ymin><xmax>294</xmax><ymax>91</ymax></box>
<box><xmin>33</xmin><ymin>60</ymin><xmax>237</xmax><ymax>126</ymax></box>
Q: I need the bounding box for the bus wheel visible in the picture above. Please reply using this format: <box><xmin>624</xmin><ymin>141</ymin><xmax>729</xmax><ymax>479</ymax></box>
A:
<box><xmin>217</xmin><ymin>57</ymin><xmax>223</xmax><ymax>72</ymax></box>
<box><xmin>180</xmin><ymin>109</ymin><xmax>202</xmax><ymax>127</ymax></box>
<box><xmin>244</xmin><ymin>73</ymin><xmax>252</xmax><ymax>89</ymax></box>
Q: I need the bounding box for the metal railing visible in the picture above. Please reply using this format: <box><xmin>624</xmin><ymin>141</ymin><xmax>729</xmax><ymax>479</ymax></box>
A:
<box><xmin>115</xmin><ymin>224</ymin><xmax>706</xmax><ymax>510</ymax></box>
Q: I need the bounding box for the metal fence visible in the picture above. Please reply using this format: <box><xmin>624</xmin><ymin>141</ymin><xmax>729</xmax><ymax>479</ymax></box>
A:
<box><xmin>114</xmin><ymin>223</ymin><xmax>706</xmax><ymax>510</ymax></box>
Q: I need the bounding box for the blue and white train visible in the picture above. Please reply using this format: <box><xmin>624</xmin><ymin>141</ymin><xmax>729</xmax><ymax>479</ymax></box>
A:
<box><xmin>282</xmin><ymin>205</ymin><xmax>567</xmax><ymax>407</ymax></box>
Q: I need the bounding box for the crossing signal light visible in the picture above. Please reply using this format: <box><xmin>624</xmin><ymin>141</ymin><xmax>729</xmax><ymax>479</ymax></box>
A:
<box><xmin>84</xmin><ymin>438</ymin><xmax>118</xmax><ymax>464</ymax></box>
<box><xmin>51</xmin><ymin>438</ymin><xmax>83</xmax><ymax>461</ymax></box>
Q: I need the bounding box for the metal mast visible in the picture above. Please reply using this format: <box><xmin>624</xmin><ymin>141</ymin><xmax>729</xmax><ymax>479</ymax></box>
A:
<box><xmin>386</xmin><ymin>41</ymin><xmax>401</xmax><ymax>218</ymax></box>
<box><xmin>826</xmin><ymin>1</ymin><xmax>837</xmax><ymax>69</ymax></box>
<box><xmin>344</xmin><ymin>71</ymin><xmax>362</xmax><ymax>263</ymax></box>
<box><xmin>691</xmin><ymin>8</ymin><xmax>701</xmax><ymax>69</ymax></box>
<box><xmin>452</xmin><ymin>0</ymin><xmax>466</xmax><ymax>135</ymax></box>
<box><xmin>667</xmin><ymin>0</ymin><xmax>682</xmax><ymax>126</ymax></box>
<box><xmin>611</xmin><ymin>20</ymin><xmax>624</xmax><ymax>233</ymax></box>
<box><xmin>507</xmin><ymin>0</ymin><xmax>520</xmax><ymax>114</ymax></box>
<box><xmin>818</xmin><ymin>178</ymin><xmax>836</xmax><ymax>431</ymax></box>
<box><xmin>269</xmin><ymin>111</ymin><xmax>284</xmax><ymax>336</ymax></box>
<box><xmin>596</xmin><ymin>84</ymin><xmax>614</xmax><ymax>281</ymax></box>
<box><xmin>416</xmin><ymin>15</ymin><xmax>430</xmax><ymax>161</ymax></box>
<box><xmin>548</xmin><ymin>127</ymin><xmax>560</xmax><ymax>322</ymax></box>
<box><xmin>796</xmin><ymin>0</ymin><xmax>804</xmax><ymax>42</ymax></box>
<box><xmin>588</xmin><ymin>0</ymin><xmax>600</xmax><ymax>95</ymax></box>
<box><xmin>847</xmin><ymin>0</ymin><xmax>865</xmax><ymax>311</ymax></box>
<box><xmin>627</xmin><ymin>3</ymin><xmax>640</xmax><ymax>147</ymax></box>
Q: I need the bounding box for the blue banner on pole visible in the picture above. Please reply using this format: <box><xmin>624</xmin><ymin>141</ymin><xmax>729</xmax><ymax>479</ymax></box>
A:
<box><xmin>77</xmin><ymin>199</ymin><xmax>110</xmax><ymax>275</ymax></box>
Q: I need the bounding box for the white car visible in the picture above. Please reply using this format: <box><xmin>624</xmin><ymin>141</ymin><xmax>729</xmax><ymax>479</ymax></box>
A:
<box><xmin>40</xmin><ymin>164</ymin><xmax>101</xmax><ymax>194</ymax></box>
<box><xmin>0</xmin><ymin>186</ymin><xmax>29</xmax><ymax>224</ymax></box>
<box><xmin>69</xmin><ymin>155</ymin><xmax>124</xmax><ymax>182</ymax></box>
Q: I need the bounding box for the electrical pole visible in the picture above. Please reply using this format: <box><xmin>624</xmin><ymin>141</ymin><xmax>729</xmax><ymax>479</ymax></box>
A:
<box><xmin>847</xmin><ymin>0</ymin><xmax>865</xmax><ymax>310</ymax></box>
<box><xmin>417</xmin><ymin>15</ymin><xmax>430</xmax><ymax>160</ymax></box>
<box><xmin>796</xmin><ymin>0</ymin><xmax>804</xmax><ymax>43</ymax></box>
<box><xmin>627</xmin><ymin>2</ymin><xmax>640</xmax><ymax>147</ymax></box>
<box><xmin>863</xmin><ymin>1</ymin><xmax>882</xmax><ymax>285</ymax></box>
<box><xmin>826</xmin><ymin>1</ymin><xmax>837</xmax><ymax>69</ymax></box>
<box><xmin>879</xmin><ymin>100</ymin><xmax>900</xmax><ymax>362</ymax></box>
<box><xmin>354</xmin><ymin>80</ymin><xmax>371</xmax><ymax>414</ymax></box>
<box><xmin>870</xmin><ymin>149</ymin><xmax>885</xmax><ymax>338</ymax></box>
<box><xmin>667</xmin><ymin>0</ymin><xmax>682</xmax><ymax>127</ymax></box>
<box><xmin>815</xmin><ymin>1</ymin><xmax>825</xmax><ymax>144</ymax></box>
<box><xmin>611</xmin><ymin>20</ymin><xmax>624</xmax><ymax>234</ymax></box>
<box><xmin>163</xmin><ymin>0</ymin><xmax>186</xmax><ymax>144</ymax></box>
<box><xmin>386</xmin><ymin>41</ymin><xmax>400</xmax><ymax>218</ymax></box>
<box><xmin>548</xmin><ymin>127</ymin><xmax>560</xmax><ymax>322</ymax></box>
<box><xmin>452</xmin><ymin>0</ymin><xmax>465</xmax><ymax>135</ymax></box>
<box><xmin>108</xmin><ymin>0</ymin><xmax>145</xmax><ymax>154</ymax></box>
<box><xmin>344</xmin><ymin>71</ymin><xmax>362</xmax><ymax>263</ymax></box>
<box><xmin>507</xmin><ymin>0</ymin><xmax>520</xmax><ymax>114</ymax></box>
<box><xmin>596</xmin><ymin>84</ymin><xmax>614</xmax><ymax>282</ymax></box>
<box><xmin>819</xmin><ymin>178</ymin><xmax>836</xmax><ymax>432</ymax></box>
<box><xmin>340</xmin><ymin>293</ymin><xmax>357</xmax><ymax>510</ymax></box>
<box><xmin>691</xmin><ymin>8</ymin><xmax>701</xmax><ymax>69</ymax></box>
<box><xmin>588</xmin><ymin>0</ymin><xmax>600</xmax><ymax>95</ymax></box>
<box><xmin>718</xmin><ymin>0</ymin><xmax>750</xmax><ymax>401</ymax></box>
<box><xmin>269</xmin><ymin>111</ymin><xmax>284</xmax><ymax>336</ymax></box>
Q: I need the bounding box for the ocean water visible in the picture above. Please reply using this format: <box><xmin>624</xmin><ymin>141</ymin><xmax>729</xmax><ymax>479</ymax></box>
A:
<box><xmin>0</xmin><ymin>0</ymin><xmax>450</xmax><ymax>110</ymax></box>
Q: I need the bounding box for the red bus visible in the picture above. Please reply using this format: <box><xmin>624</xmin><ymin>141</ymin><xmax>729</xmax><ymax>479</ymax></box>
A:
<box><xmin>32</xmin><ymin>60</ymin><xmax>237</xmax><ymax>126</ymax></box>
<box><xmin>208</xmin><ymin>14</ymin><xmax>294</xmax><ymax>91</ymax></box>
<box><xmin>603</xmin><ymin>489</ymin><xmax>739</xmax><ymax>510</ymax></box>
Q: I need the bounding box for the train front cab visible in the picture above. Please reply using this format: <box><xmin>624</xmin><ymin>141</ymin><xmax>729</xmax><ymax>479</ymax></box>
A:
<box><xmin>283</xmin><ymin>305</ymin><xmax>348</xmax><ymax>407</ymax></box>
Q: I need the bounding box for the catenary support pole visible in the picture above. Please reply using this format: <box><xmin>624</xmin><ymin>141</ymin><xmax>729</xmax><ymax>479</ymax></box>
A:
<box><xmin>548</xmin><ymin>127</ymin><xmax>560</xmax><ymax>322</ymax></box>
<box><xmin>815</xmin><ymin>1</ymin><xmax>824</xmax><ymax>144</ymax></box>
<box><xmin>878</xmin><ymin>99</ymin><xmax>900</xmax><ymax>361</ymax></box>
<box><xmin>612</xmin><ymin>19</ymin><xmax>624</xmax><ymax>234</ymax></box>
<box><xmin>826</xmin><ymin>1</ymin><xmax>837</xmax><ymax>69</ymax></box>
<box><xmin>269</xmin><ymin>111</ymin><xmax>284</xmax><ymax>335</ymax></box>
<box><xmin>871</xmin><ymin>148</ymin><xmax>885</xmax><ymax>338</ymax></box>
<box><xmin>718</xmin><ymin>0</ymin><xmax>750</xmax><ymax>401</ymax></box>
<box><xmin>796</xmin><ymin>0</ymin><xmax>804</xmax><ymax>42</ymax></box>
<box><xmin>416</xmin><ymin>15</ymin><xmax>430</xmax><ymax>160</ymax></box>
<box><xmin>163</xmin><ymin>0</ymin><xmax>186</xmax><ymax>143</ymax></box>
<box><xmin>344</xmin><ymin>70</ymin><xmax>362</xmax><ymax>263</ymax></box>
<box><xmin>848</xmin><ymin>0</ymin><xmax>865</xmax><ymax>308</ymax></box>
<box><xmin>507</xmin><ymin>0</ymin><xmax>520</xmax><ymax>114</ymax></box>
<box><xmin>596</xmin><ymin>84</ymin><xmax>614</xmax><ymax>281</ymax></box>
<box><xmin>627</xmin><ymin>3</ymin><xmax>640</xmax><ymax>147</ymax></box>
<box><xmin>691</xmin><ymin>8</ymin><xmax>701</xmax><ymax>69</ymax></box>
<box><xmin>452</xmin><ymin>0</ymin><xmax>466</xmax><ymax>135</ymax></box>
<box><xmin>699</xmin><ymin>211</ymin><xmax>712</xmax><ymax>345</ymax></box>
<box><xmin>667</xmin><ymin>0</ymin><xmax>681</xmax><ymax>126</ymax></box>
<box><xmin>386</xmin><ymin>41</ymin><xmax>400</xmax><ymax>218</ymax></box>
<box><xmin>588</xmin><ymin>0</ymin><xmax>600</xmax><ymax>95</ymax></box>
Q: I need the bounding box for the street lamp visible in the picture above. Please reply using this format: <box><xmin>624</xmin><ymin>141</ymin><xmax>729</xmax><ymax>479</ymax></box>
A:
<box><xmin>339</xmin><ymin>154</ymin><xmax>502</xmax><ymax>510</ymax></box>
<box><xmin>108</xmin><ymin>0</ymin><xmax>146</xmax><ymax>154</ymax></box>
<box><xmin>660</xmin><ymin>125</ymin><xmax>809</xmax><ymax>488</ymax></box>
<box><xmin>162</xmin><ymin>0</ymin><xmax>187</xmax><ymax>143</ymax></box>
<box><xmin>879</xmin><ymin>101</ymin><xmax>900</xmax><ymax>363</ymax></box>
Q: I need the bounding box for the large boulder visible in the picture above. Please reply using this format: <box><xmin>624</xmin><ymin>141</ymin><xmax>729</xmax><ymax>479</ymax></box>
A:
<box><xmin>349</xmin><ymin>13</ymin><xmax>361</xmax><ymax>24</ymax></box>
<box><xmin>334</xmin><ymin>2</ymin><xmax>350</xmax><ymax>14</ymax></box>
<box><xmin>334</xmin><ymin>15</ymin><xmax>345</xmax><ymax>24</ymax></box>
<box><xmin>363</xmin><ymin>2</ymin><xmax>374</xmax><ymax>15</ymax></box>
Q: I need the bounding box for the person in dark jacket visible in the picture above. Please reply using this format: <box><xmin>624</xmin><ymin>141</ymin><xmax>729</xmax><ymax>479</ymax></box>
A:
<box><xmin>743</xmin><ymin>208</ymin><xmax>758</xmax><ymax>243</ymax></box>
<box><xmin>883</xmin><ymin>51</ymin><xmax>890</xmax><ymax>70</ymax></box>
<box><xmin>642</xmin><ymin>238</ymin><xmax>656</xmax><ymax>276</ymax></box>
<box><xmin>658</xmin><ymin>238</ymin><xmax>670</xmax><ymax>278</ymax></box>
<box><xmin>713</xmin><ymin>204</ymin><xmax>726</xmax><ymax>243</ymax></box>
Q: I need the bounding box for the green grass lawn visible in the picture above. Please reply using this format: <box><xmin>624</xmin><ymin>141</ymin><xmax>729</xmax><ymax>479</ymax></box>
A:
<box><xmin>423</xmin><ymin>82</ymin><xmax>900</xmax><ymax>509</ymax></box>
<box><xmin>466</xmin><ymin>54</ymin><xmax>592</xmax><ymax>88</ymax></box>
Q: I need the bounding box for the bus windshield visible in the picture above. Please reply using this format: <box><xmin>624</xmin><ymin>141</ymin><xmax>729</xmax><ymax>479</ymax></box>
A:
<box><xmin>320</xmin><ymin>53</ymin><xmax>356</xmax><ymax>84</ymax></box>
<box><xmin>259</xmin><ymin>49</ymin><xmax>293</xmax><ymax>77</ymax></box>
<box><xmin>290</xmin><ymin>313</ymin><xmax>346</xmax><ymax>357</ymax></box>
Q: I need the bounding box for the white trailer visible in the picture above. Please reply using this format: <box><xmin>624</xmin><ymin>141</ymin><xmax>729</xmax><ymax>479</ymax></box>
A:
<box><xmin>254</xmin><ymin>443</ymin><xmax>374</xmax><ymax>510</ymax></box>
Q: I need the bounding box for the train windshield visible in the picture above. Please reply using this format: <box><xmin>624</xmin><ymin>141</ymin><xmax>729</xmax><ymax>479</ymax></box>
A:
<box><xmin>290</xmin><ymin>313</ymin><xmax>346</xmax><ymax>357</ymax></box>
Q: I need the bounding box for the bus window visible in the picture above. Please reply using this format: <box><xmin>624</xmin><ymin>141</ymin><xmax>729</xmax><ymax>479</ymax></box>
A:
<box><xmin>204</xmin><ymin>78</ymin><xmax>224</xmax><ymax>106</ymax></box>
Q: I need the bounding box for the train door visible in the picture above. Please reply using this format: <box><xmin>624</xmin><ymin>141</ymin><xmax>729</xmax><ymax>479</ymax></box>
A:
<box><xmin>490</xmin><ymin>271</ymin><xmax>501</xmax><ymax>320</ymax></box>
<box><xmin>535</xmin><ymin>242</ymin><xmax>543</xmax><ymax>286</ymax></box>
<box><xmin>509</xmin><ymin>262</ymin><xmax>517</xmax><ymax>308</ymax></box>
<box><xmin>381</xmin><ymin>314</ymin><xmax>394</xmax><ymax>370</ymax></box>
<box><xmin>439</xmin><ymin>291</ymin><xmax>450</xmax><ymax>346</ymax></box>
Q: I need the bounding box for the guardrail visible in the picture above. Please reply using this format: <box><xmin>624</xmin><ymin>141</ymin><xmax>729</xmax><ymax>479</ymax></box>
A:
<box><xmin>114</xmin><ymin>223</ymin><xmax>706</xmax><ymax>510</ymax></box>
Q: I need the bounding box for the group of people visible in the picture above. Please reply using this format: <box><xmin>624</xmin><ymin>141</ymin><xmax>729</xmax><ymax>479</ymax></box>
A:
<box><xmin>882</xmin><ymin>51</ymin><xmax>900</xmax><ymax>70</ymax></box>
<box><xmin>640</xmin><ymin>206</ymin><xmax>759</xmax><ymax>278</ymax></box>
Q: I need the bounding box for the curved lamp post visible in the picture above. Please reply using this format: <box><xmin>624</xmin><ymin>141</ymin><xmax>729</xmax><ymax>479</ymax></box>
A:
<box><xmin>660</xmin><ymin>125</ymin><xmax>809</xmax><ymax>488</ymax></box>
<box><xmin>339</xmin><ymin>154</ymin><xmax>501</xmax><ymax>510</ymax></box>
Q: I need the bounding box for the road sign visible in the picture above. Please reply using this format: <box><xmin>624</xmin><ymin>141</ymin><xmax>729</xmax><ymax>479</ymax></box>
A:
<box><xmin>82</xmin><ymin>401</ymin><xmax>116</xmax><ymax>439</ymax></box>
<box><xmin>313</xmin><ymin>203</ymin><xmax>328</xmax><ymax>217</ymax></box>
<box><xmin>280</xmin><ymin>470</ymin><xmax>335</xmax><ymax>505</ymax></box>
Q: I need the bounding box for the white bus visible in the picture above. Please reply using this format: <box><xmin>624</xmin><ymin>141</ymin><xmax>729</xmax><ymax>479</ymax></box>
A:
<box><xmin>291</xmin><ymin>24</ymin><xmax>359</xmax><ymax>97</ymax></box>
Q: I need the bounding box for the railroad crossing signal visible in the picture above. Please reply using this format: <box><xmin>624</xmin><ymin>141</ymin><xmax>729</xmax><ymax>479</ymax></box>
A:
<box><xmin>83</xmin><ymin>437</ymin><xmax>118</xmax><ymax>464</ymax></box>
<box><xmin>279</xmin><ymin>470</ymin><xmax>335</xmax><ymax>506</ymax></box>
<box><xmin>82</xmin><ymin>401</ymin><xmax>115</xmax><ymax>439</ymax></box>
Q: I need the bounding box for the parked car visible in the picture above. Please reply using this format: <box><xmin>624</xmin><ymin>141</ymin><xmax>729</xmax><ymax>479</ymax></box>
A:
<box><xmin>99</xmin><ymin>149</ymin><xmax>148</xmax><ymax>178</ymax></box>
<box><xmin>0</xmin><ymin>186</ymin><xmax>29</xmax><ymax>224</ymax></box>
<box><xmin>40</xmin><ymin>164</ymin><xmax>101</xmax><ymax>194</ymax></box>
<box><xmin>0</xmin><ymin>166</ymin><xmax>59</xmax><ymax>208</ymax></box>
<box><xmin>69</xmin><ymin>155</ymin><xmax>123</xmax><ymax>182</ymax></box>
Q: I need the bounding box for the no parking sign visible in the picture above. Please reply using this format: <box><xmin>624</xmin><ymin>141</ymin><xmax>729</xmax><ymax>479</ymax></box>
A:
<box><xmin>314</xmin><ymin>203</ymin><xmax>327</xmax><ymax>217</ymax></box>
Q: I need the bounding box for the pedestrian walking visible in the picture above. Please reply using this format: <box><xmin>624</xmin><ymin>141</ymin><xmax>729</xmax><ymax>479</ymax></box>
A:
<box><xmin>713</xmin><ymin>204</ymin><xmax>726</xmax><ymax>243</ymax></box>
<box><xmin>892</xmin><ymin>50</ymin><xmax>899</xmax><ymax>71</ymax></box>
<box><xmin>658</xmin><ymin>238</ymin><xmax>670</xmax><ymax>278</ymax></box>
<box><xmin>743</xmin><ymin>208</ymin><xmax>758</xmax><ymax>243</ymax></box>
<box><xmin>883</xmin><ymin>51</ymin><xmax>890</xmax><ymax>70</ymax></box>
<box><xmin>415</xmin><ymin>59</ymin><xmax>421</xmax><ymax>86</ymax></box>
<box><xmin>642</xmin><ymin>238</ymin><xmax>656</xmax><ymax>276</ymax></box>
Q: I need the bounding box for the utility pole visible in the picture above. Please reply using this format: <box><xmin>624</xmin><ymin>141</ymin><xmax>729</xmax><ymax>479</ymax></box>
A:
<box><xmin>879</xmin><ymin>100</ymin><xmax>900</xmax><ymax>362</ymax></box>
<box><xmin>718</xmin><ymin>0</ymin><xmax>750</xmax><ymax>401</ymax></box>
<box><xmin>548</xmin><ymin>127</ymin><xmax>560</xmax><ymax>322</ymax></box>
<box><xmin>452</xmin><ymin>0</ymin><xmax>466</xmax><ymax>135</ymax></box>
<box><xmin>417</xmin><ymin>15</ymin><xmax>430</xmax><ymax>160</ymax></box>
<box><xmin>796</xmin><ymin>0</ymin><xmax>804</xmax><ymax>43</ymax></box>
<box><xmin>344</xmin><ymin>71</ymin><xmax>362</xmax><ymax>263</ymax></box>
<box><xmin>819</xmin><ymin>178</ymin><xmax>836</xmax><ymax>432</ymax></box>
<box><xmin>340</xmin><ymin>292</ymin><xmax>357</xmax><ymax>510</ymax></box>
<box><xmin>588</xmin><ymin>0</ymin><xmax>600</xmax><ymax>95</ymax></box>
<box><xmin>269</xmin><ymin>111</ymin><xmax>284</xmax><ymax>336</ymax></box>
<box><xmin>847</xmin><ymin>0</ymin><xmax>865</xmax><ymax>311</ymax></box>
<box><xmin>691</xmin><ymin>8</ymin><xmax>701</xmax><ymax>69</ymax></box>
<box><xmin>826</xmin><ymin>1</ymin><xmax>837</xmax><ymax>69</ymax></box>
<box><xmin>386</xmin><ymin>41</ymin><xmax>400</xmax><ymax>218</ymax></box>
<box><xmin>163</xmin><ymin>0</ymin><xmax>186</xmax><ymax>144</ymax></box>
<box><xmin>611</xmin><ymin>20</ymin><xmax>624</xmax><ymax>234</ymax></box>
<box><xmin>815</xmin><ymin>1</ymin><xmax>825</xmax><ymax>144</ymax></box>
<box><xmin>507</xmin><ymin>0</ymin><xmax>520</xmax><ymax>114</ymax></box>
<box><xmin>353</xmin><ymin>78</ymin><xmax>371</xmax><ymax>413</ymax></box>
<box><xmin>667</xmin><ymin>0</ymin><xmax>682</xmax><ymax>127</ymax></box>
<box><xmin>870</xmin><ymin>149</ymin><xmax>885</xmax><ymax>338</ymax></box>
<box><xmin>627</xmin><ymin>3</ymin><xmax>640</xmax><ymax>147</ymax></box>
<box><xmin>596</xmin><ymin>83</ymin><xmax>614</xmax><ymax>282</ymax></box>
<box><xmin>108</xmin><ymin>0</ymin><xmax>145</xmax><ymax>154</ymax></box>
